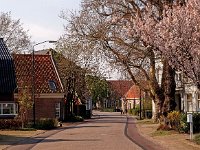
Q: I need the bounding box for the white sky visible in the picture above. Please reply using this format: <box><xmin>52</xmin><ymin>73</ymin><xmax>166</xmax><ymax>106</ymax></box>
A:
<box><xmin>0</xmin><ymin>0</ymin><xmax>82</xmax><ymax>50</ymax></box>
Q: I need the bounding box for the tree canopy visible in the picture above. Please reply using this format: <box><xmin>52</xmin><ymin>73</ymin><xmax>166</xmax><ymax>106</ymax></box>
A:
<box><xmin>0</xmin><ymin>12</ymin><xmax>31</xmax><ymax>53</ymax></box>
<box><xmin>59</xmin><ymin>0</ymin><xmax>191</xmax><ymax>119</ymax></box>
<box><xmin>135</xmin><ymin>0</ymin><xmax>200</xmax><ymax>88</ymax></box>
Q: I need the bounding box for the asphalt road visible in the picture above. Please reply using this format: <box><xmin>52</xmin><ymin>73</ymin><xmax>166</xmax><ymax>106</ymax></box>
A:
<box><xmin>5</xmin><ymin>111</ymin><xmax>163</xmax><ymax>150</ymax></box>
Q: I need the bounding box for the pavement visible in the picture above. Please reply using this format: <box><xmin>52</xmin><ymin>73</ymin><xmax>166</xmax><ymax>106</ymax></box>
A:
<box><xmin>29</xmin><ymin>112</ymin><xmax>142</xmax><ymax>150</ymax></box>
<box><xmin>1</xmin><ymin>111</ymin><xmax>200</xmax><ymax>150</ymax></box>
<box><xmin>125</xmin><ymin>116</ymin><xmax>164</xmax><ymax>150</ymax></box>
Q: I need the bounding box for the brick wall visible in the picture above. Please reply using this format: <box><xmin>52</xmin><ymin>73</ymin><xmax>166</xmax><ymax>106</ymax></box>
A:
<box><xmin>27</xmin><ymin>98</ymin><xmax>64</xmax><ymax>120</ymax></box>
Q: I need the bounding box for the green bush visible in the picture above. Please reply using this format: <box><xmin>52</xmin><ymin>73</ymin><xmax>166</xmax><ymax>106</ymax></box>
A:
<box><xmin>101</xmin><ymin>108</ymin><xmax>114</xmax><ymax>112</ymax></box>
<box><xmin>145</xmin><ymin>110</ymin><xmax>152</xmax><ymax>119</ymax></box>
<box><xmin>194</xmin><ymin>134</ymin><xmax>200</xmax><ymax>145</ymax></box>
<box><xmin>179</xmin><ymin>113</ymin><xmax>189</xmax><ymax>133</ymax></box>
<box><xmin>128</xmin><ymin>109</ymin><xmax>133</xmax><ymax>114</ymax></box>
<box><xmin>179</xmin><ymin>113</ymin><xmax>200</xmax><ymax>133</ymax></box>
<box><xmin>67</xmin><ymin>115</ymin><xmax>84</xmax><ymax>122</ymax></box>
<box><xmin>74</xmin><ymin>105</ymin><xmax>86</xmax><ymax>118</ymax></box>
<box><xmin>35</xmin><ymin>118</ymin><xmax>58</xmax><ymax>130</ymax></box>
<box><xmin>0</xmin><ymin>119</ymin><xmax>22</xmax><ymax>129</ymax></box>
<box><xmin>129</xmin><ymin>106</ymin><xmax>140</xmax><ymax>116</ymax></box>
<box><xmin>193</xmin><ymin>113</ymin><xmax>200</xmax><ymax>133</ymax></box>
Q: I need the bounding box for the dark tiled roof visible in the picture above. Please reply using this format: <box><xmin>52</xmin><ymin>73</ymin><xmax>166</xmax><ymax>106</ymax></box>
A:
<box><xmin>107</xmin><ymin>80</ymin><xmax>134</xmax><ymax>98</ymax></box>
<box><xmin>13</xmin><ymin>54</ymin><xmax>63</xmax><ymax>94</ymax></box>
<box><xmin>0</xmin><ymin>38</ymin><xmax>17</xmax><ymax>94</ymax></box>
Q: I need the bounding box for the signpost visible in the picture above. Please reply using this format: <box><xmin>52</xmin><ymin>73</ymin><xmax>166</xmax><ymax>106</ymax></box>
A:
<box><xmin>187</xmin><ymin>114</ymin><xmax>193</xmax><ymax>140</ymax></box>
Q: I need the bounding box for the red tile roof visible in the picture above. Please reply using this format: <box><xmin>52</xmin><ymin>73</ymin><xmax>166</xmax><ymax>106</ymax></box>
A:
<box><xmin>125</xmin><ymin>85</ymin><xmax>142</xmax><ymax>99</ymax></box>
<box><xmin>13</xmin><ymin>54</ymin><xmax>63</xmax><ymax>94</ymax></box>
<box><xmin>107</xmin><ymin>80</ymin><xmax>134</xmax><ymax>97</ymax></box>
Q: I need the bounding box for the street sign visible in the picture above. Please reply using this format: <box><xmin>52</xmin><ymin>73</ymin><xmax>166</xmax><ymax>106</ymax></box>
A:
<box><xmin>187</xmin><ymin>114</ymin><xmax>193</xmax><ymax>122</ymax></box>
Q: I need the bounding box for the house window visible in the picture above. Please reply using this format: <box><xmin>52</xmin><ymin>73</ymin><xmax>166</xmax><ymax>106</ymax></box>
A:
<box><xmin>187</xmin><ymin>94</ymin><xmax>193</xmax><ymax>112</ymax></box>
<box><xmin>55</xmin><ymin>103</ymin><xmax>60</xmax><ymax>118</ymax></box>
<box><xmin>0</xmin><ymin>103</ymin><xmax>18</xmax><ymax>115</ymax></box>
<box><xmin>176</xmin><ymin>73</ymin><xmax>182</xmax><ymax>81</ymax></box>
<box><xmin>198</xmin><ymin>93</ymin><xmax>200</xmax><ymax>109</ymax></box>
<box><xmin>49</xmin><ymin>80</ymin><xmax>57</xmax><ymax>92</ymax></box>
<box><xmin>156</xmin><ymin>67</ymin><xmax>162</xmax><ymax>85</ymax></box>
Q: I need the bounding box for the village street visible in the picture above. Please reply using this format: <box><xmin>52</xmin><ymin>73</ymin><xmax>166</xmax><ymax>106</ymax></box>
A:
<box><xmin>5</xmin><ymin>111</ymin><xmax>164</xmax><ymax>150</ymax></box>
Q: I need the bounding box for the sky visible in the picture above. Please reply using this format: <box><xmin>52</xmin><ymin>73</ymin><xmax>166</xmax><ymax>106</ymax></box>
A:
<box><xmin>0</xmin><ymin>0</ymin><xmax>82</xmax><ymax>50</ymax></box>
<box><xmin>0</xmin><ymin>0</ymin><xmax>121</xmax><ymax>79</ymax></box>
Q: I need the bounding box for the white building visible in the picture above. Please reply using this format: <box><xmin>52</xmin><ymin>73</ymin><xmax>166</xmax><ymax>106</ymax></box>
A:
<box><xmin>155</xmin><ymin>58</ymin><xmax>200</xmax><ymax>113</ymax></box>
<box><xmin>175</xmin><ymin>72</ymin><xmax>200</xmax><ymax>112</ymax></box>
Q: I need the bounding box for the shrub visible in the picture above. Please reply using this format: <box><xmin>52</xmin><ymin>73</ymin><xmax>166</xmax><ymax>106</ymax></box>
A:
<box><xmin>157</xmin><ymin>123</ymin><xmax>171</xmax><ymax>131</ymax></box>
<box><xmin>67</xmin><ymin>115</ymin><xmax>84</xmax><ymax>122</ymax></box>
<box><xmin>129</xmin><ymin>106</ymin><xmax>140</xmax><ymax>116</ymax></box>
<box><xmin>194</xmin><ymin>134</ymin><xmax>200</xmax><ymax>145</ymax></box>
<box><xmin>167</xmin><ymin>111</ymin><xmax>181</xmax><ymax>130</ymax></box>
<box><xmin>179</xmin><ymin>113</ymin><xmax>189</xmax><ymax>133</ymax></box>
<box><xmin>179</xmin><ymin>113</ymin><xmax>200</xmax><ymax>133</ymax></box>
<box><xmin>74</xmin><ymin>116</ymin><xmax>84</xmax><ymax>122</ymax></box>
<box><xmin>145</xmin><ymin>110</ymin><xmax>152</xmax><ymax>119</ymax></box>
<box><xmin>101</xmin><ymin>108</ymin><xmax>114</xmax><ymax>112</ymax></box>
<box><xmin>0</xmin><ymin>119</ymin><xmax>22</xmax><ymax>129</ymax></box>
<box><xmin>35</xmin><ymin>118</ymin><xmax>58</xmax><ymax>130</ymax></box>
<box><xmin>193</xmin><ymin>113</ymin><xmax>200</xmax><ymax>133</ymax></box>
<box><xmin>128</xmin><ymin>108</ymin><xmax>133</xmax><ymax>115</ymax></box>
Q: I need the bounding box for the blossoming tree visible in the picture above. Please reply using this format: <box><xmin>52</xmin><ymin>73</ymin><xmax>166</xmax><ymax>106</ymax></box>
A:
<box><xmin>135</xmin><ymin>0</ymin><xmax>200</xmax><ymax>89</ymax></box>
<box><xmin>59</xmin><ymin>0</ymin><xmax>187</xmax><ymax>120</ymax></box>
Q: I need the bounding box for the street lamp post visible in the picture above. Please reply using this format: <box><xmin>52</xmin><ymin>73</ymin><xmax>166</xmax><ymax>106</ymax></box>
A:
<box><xmin>32</xmin><ymin>40</ymin><xmax>57</xmax><ymax>126</ymax></box>
<box><xmin>139</xmin><ymin>89</ymin><xmax>142</xmax><ymax>120</ymax></box>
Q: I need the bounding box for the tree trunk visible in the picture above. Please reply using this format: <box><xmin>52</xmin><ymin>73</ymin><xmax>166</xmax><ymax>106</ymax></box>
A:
<box><xmin>161</xmin><ymin>60</ymin><xmax>176</xmax><ymax>114</ymax></box>
<box><xmin>152</xmin><ymin>98</ymin><xmax>160</xmax><ymax>123</ymax></box>
<box><xmin>21</xmin><ymin>113</ymin><xmax>24</xmax><ymax>129</ymax></box>
<box><xmin>149</xmin><ymin>50</ymin><xmax>164</xmax><ymax>122</ymax></box>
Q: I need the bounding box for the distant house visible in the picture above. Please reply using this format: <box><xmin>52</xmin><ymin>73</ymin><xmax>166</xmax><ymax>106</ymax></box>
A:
<box><xmin>122</xmin><ymin>85</ymin><xmax>141</xmax><ymax>111</ymax></box>
<box><xmin>107</xmin><ymin>80</ymin><xmax>133</xmax><ymax>109</ymax></box>
<box><xmin>0</xmin><ymin>38</ymin><xmax>17</xmax><ymax>119</ymax></box>
<box><xmin>122</xmin><ymin>84</ymin><xmax>151</xmax><ymax>110</ymax></box>
<box><xmin>13</xmin><ymin>53</ymin><xmax>65</xmax><ymax>121</ymax></box>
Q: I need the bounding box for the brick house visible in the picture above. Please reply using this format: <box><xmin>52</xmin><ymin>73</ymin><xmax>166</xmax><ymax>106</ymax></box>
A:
<box><xmin>122</xmin><ymin>84</ymin><xmax>150</xmax><ymax>109</ymax></box>
<box><xmin>122</xmin><ymin>85</ymin><xmax>141</xmax><ymax>111</ymax></box>
<box><xmin>13</xmin><ymin>53</ymin><xmax>65</xmax><ymax>121</ymax></box>
<box><xmin>0</xmin><ymin>38</ymin><xmax>18</xmax><ymax>118</ymax></box>
<box><xmin>107</xmin><ymin>80</ymin><xmax>133</xmax><ymax>109</ymax></box>
<box><xmin>35</xmin><ymin>49</ymin><xmax>91</xmax><ymax>119</ymax></box>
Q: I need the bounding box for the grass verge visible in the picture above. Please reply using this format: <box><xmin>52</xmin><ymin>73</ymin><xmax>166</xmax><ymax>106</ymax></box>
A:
<box><xmin>136</xmin><ymin>119</ymin><xmax>156</xmax><ymax>124</ymax></box>
<box><xmin>194</xmin><ymin>134</ymin><xmax>200</xmax><ymax>145</ymax></box>
<box><xmin>151</xmin><ymin>130</ymin><xmax>174</xmax><ymax>137</ymax></box>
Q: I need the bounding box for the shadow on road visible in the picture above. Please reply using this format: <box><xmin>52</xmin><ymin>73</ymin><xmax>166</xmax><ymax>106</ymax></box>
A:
<box><xmin>66</xmin><ymin>125</ymin><xmax>111</xmax><ymax>129</ymax></box>
<box><xmin>4</xmin><ymin>112</ymin><xmax>138</xmax><ymax>149</ymax></box>
<box><xmin>41</xmin><ymin>138</ymin><xmax>101</xmax><ymax>142</ymax></box>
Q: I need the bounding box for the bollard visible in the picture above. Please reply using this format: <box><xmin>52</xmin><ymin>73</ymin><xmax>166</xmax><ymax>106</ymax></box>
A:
<box><xmin>187</xmin><ymin>114</ymin><xmax>193</xmax><ymax>140</ymax></box>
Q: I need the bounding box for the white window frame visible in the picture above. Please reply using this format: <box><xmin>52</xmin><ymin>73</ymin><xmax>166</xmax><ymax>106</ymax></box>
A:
<box><xmin>187</xmin><ymin>94</ymin><xmax>193</xmax><ymax>112</ymax></box>
<box><xmin>0</xmin><ymin>103</ymin><xmax>18</xmax><ymax>115</ymax></box>
<box><xmin>197</xmin><ymin>93</ymin><xmax>200</xmax><ymax>109</ymax></box>
<box><xmin>55</xmin><ymin>102</ymin><xmax>60</xmax><ymax>118</ymax></box>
